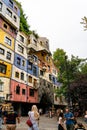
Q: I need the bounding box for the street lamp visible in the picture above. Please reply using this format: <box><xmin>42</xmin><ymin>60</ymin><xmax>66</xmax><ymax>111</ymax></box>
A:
<box><xmin>65</xmin><ymin>55</ymin><xmax>71</xmax><ymax>108</ymax></box>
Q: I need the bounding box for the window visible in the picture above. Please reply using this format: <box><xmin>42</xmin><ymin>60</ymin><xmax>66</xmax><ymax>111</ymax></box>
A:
<box><xmin>0</xmin><ymin>2</ymin><xmax>2</xmax><ymax>11</ymax></box>
<box><xmin>5</xmin><ymin>37</ymin><xmax>11</xmax><ymax>46</ymax></box>
<box><xmin>33</xmin><ymin>55</ymin><xmax>38</xmax><ymax>62</ymax></box>
<box><xmin>3</xmin><ymin>23</ymin><xmax>7</xmax><ymax>29</ymax></box>
<box><xmin>40</xmin><ymin>70</ymin><xmax>44</xmax><ymax>76</ymax></box>
<box><xmin>6</xmin><ymin>52</ymin><xmax>11</xmax><ymax>60</ymax></box>
<box><xmin>6</xmin><ymin>8</ymin><xmax>12</xmax><ymax>17</ymax></box>
<box><xmin>48</xmin><ymin>66</ymin><xmax>50</xmax><ymax>71</ymax></box>
<box><xmin>16</xmin><ymin>84</ymin><xmax>20</xmax><ymax>94</ymax></box>
<box><xmin>18</xmin><ymin>44</ymin><xmax>24</xmax><ymax>53</ymax></box>
<box><xmin>21</xmin><ymin>72</ymin><xmax>24</xmax><ymax>80</ymax></box>
<box><xmin>0</xmin><ymin>64</ymin><xmax>7</xmax><ymax>74</ymax></box>
<box><xmin>22</xmin><ymin>60</ymin><xmax>25</xmax><ymax>66</ymax></box>
<box><xmin>0</xmin><ymin>48</ymin><xmax>5</xmax><ymax>55</ymax></box>
<box><xmin>28</xmin><ymin>62</ymin><xmax>32</xmax><ymax>70</ymax></box>
<box><xmin>49</xmin><ymin>74</ymin><xmax>52</xmax><ymax>81</ymax></box>
<box><xmin>0</xmin><ymin>82</ymin><xmax>3</xmax><ymax>91</ymax></box>
<box><xmin>28</xmin><ymin>76</ymin><xmax>32</xmax><ymax>83</ymax></box>
<box><xmin>15</xmin><ymin>72</ymin><xmax>19</xmax><ymax>78</ymax></box>
<box><xmin>14</xmin><ymin>16</ymin><xmax>17</xmax><ymax>22</ymax></box>
<box><xmin>19</xmin><ymin>35</ymin><xmax>24</xmax><ymax>43</ymax></box>
<box><xmin>29</xmin><ymin>89</ymin><xmax>34</xmax><ymax>97</ymax></box>
<box><xmin>9</xmin><ymin>26</ymin><xmax>14</xmax><ymax>33</ymax></box>
<box><xmin>22</xmin><ymin>89</ymin><xmax>25</xmax><ymax>95</ymax></box>
<box><xmin>14</xmin><ymin>6</ymin><xmax>17</xmax><ymax>12</ymax></box>
<box><xmin>9</xmin><ymin>0</ymin><xmax>13</xmax><ymax>8</ymax></box>
<box><xmin>17</xmin><ymin>57</ymin><xmax>21</xmax><ymax>65</ymax></box>
<box><xmin>53</xmin><ymin>77</ymin><xmax>55</xmax><ymax>83</ymax></box>
<box><xmin>33</xmin><ymin>67</ymin><xmax>37</xmax><ymax>76</ymax></box>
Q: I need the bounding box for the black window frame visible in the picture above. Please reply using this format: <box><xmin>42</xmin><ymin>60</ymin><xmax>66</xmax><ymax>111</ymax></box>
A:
<box><xmin>0</xmin><ymin>63</ymin><xmax>7</xmax><ymax>74</ymax></box>
<box><xmin>16</xmin><ymin>84</ymin><xmax>20</xmax><ymax>95</ymax></box>
<box><xmin>6</xmin><ymin>51</ymin><xmax>11</xmax><ymax>60</ymax></box>
<box><xmin>0</xmin><ymin>48</ymin><xmax>5</xmax><ymax>55</ymax></box>
<box><xmin>29</xmin><ymin>89</ymin><xmax>34</xmax><ymax>97</ymax></box>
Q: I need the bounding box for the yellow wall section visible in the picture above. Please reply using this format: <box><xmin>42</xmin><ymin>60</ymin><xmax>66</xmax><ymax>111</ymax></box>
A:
<box><xmin>0</xmin><ymin>60</ymin><xmax>12</xmax><ymax>78</ymax></box>
<box><xmin>0</xmin><ymin>29</ymin><xmax>14</xmax><ymax>50</ymax></box>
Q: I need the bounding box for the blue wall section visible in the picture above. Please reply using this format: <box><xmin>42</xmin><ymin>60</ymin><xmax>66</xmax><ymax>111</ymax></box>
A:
<box><xmin>14</xmin><ymin>53</ymin><xmax>27</xmax><ymax>71</ymax></box>
<box><xmin>27</xmin><ymin>60</ymin><xmax>39</xmax><ymax>78</ymax></box>
<box><xmin>2</xmin><ymin>0</ymin><xmax>20</xmax><ymax>17</ymax></box>
<box><xmin>14</xmin><ymin>54</ymin><xmax>39</xmax><ymax>77</ymax></box>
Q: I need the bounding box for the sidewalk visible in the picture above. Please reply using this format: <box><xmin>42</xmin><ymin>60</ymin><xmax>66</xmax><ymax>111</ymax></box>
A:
<box><xmin>2</xmin><ymin>115</ymin><xmax>87</xmax><ymax>130</ymax></box>
<box><xmin>77</xmin><ymin>117</ymin><xmax>87</xmax><ymax>129</ymax></box>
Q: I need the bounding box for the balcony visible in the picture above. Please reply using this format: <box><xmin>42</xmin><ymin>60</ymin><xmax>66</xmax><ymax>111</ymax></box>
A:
<box><xmin>42</xmin><ymin>66</ymin><xmax>47</xmax><ymax>71</ymax></box>
<box><xmin>32</xmin><ymin>82</ymin><xmax>39</xmax><ymax>90</ymax></box>
<box><xmin>27</xmin><ymin>43</ymin><xmax>38</xmax><ymax>52</ymax></box>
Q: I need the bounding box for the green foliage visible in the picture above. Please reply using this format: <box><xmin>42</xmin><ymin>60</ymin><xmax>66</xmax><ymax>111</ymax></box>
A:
<box><xmin>53</xmin><ymin>48</ymin><xmax>86</xmax><ymax>100</ymax></box>
<box><xmin>80</xmin><ymin>16</ymin><xmax>87</xmax><ymax>31</ymax></box>
<box><xmin>80</xmin><ymin>62</ymin><xmax>87</xmax><ymax>74</ymax></box>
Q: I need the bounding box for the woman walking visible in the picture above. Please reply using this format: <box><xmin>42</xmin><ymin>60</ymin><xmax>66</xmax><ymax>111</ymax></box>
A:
<box><xmin>28</xmin><ymin>105</ymin><xmax>40</xmax><ymax>130</ymax></box>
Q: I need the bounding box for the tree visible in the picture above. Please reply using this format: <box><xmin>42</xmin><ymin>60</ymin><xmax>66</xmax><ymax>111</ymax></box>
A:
<box><xmin>80</xmin><ymin>16</ymin><xmax>87</xmax><ymax>31</ymax></box>
<box><xmin>53</xmin><ymin>48</ymin><xmax>86</xmax><ymax>105</ymax></box>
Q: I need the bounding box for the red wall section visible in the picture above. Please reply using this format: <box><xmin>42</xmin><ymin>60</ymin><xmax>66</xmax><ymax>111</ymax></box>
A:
<box><xmin>10</xmin><ymin>80</ymin><xmax>38</xmax><ymax>103</ymax></box>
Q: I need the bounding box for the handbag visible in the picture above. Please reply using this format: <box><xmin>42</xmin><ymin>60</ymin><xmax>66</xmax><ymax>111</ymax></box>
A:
<box><xmin>26</xmin><ymin>119</ymin><xmax>33</xmax><ymax>127</ymax></box>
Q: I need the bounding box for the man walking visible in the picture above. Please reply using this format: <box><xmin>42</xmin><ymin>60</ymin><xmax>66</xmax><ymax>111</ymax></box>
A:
<box><xmin>64</xmin><ymin>108</ymin><xmax>74</xmax><ymax>130</ymax></box>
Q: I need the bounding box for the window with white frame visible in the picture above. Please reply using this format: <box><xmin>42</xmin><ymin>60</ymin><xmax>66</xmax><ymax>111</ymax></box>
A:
<box><xmin>6</xmin><ymin>52</ymin><xmax>11</xmax><ymax>60</ymax></box>
<box><xmin>19</xmin><ymin>35</ymin><xmax>24</xmax><ymax>43</ymax></box>
<box><xmin>5</xmin><ymin>37</ymin><xmax>12</xmax><ymax>46</ymax></box>
<box><xmin>14</xmin><ymin>15</ymin><xmax>17</xmax><ymax>22</ymax></box>
<box><xmin>17</xmin><ymin>57</ymin><xmax>21</xmax><ymax>65</ymax></box>
<box><xmin>6</xmin><ymin>8</ymin><xmax>12</xmax><ymax>17</ymax></box>
<box><xmin>18</xmin><ymin>44</ymin><xmax>24</xmax><ymax>53</ymax></box>
<box><xmin>33</xmin><ymin>66</ymin><xmax>37</xmax><ymax>76</ymax></box>
<box><xmin>15</xmin><ymin>72</ymin><xmax>19</xmax><ymax>78</ymax></box>
<box><xmin>21</xmin><ymin>72</ymin><xmax>24</xmax><ymax>80</ymax></box>
<box><xmin>0</xmin><ymin>48</ymin><xmax>5</xmax><ymax>55</ymax></box>
<box><xmin>22</xmin><ymin>60</ymin><xmax>25</xmax><ymax>66</ymax></box>
<box><xmin>0</xmin><ymin>2</ymin><xmax>2</xmax><ymax>11</ymax></box>
<box><xmin>0</xmin><ymin>82</ymin><xmax>3</xmax><ymax>91</ymax></box>
<box><xmin>14</xmin><ymin>6</ymin><xmax>17</xmax><ymax>12</ymax></box>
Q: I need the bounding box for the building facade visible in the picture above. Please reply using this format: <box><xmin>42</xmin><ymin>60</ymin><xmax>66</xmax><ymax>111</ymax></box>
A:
<box><xmin>0</xmin><ymin>0</ymin><xmax>66</xmax><ymax>115</ymax></box>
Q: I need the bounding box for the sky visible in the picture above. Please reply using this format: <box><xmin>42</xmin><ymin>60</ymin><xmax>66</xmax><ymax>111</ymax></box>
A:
<box><xmin>17</xmin><ymin>0</ymin><xmax>87</xmax><ymax>58</ymax></box>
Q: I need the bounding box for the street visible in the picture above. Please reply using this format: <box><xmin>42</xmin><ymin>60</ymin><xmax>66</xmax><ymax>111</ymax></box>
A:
<box><xmin>2</xmin><ymin>115</ymin><xmax>58</xmax><ymax>130</ymax></box>
<box><xmin>2</xmin><ymin>115</ymin><xmax>87</xmax><ymax>130</ymax></box>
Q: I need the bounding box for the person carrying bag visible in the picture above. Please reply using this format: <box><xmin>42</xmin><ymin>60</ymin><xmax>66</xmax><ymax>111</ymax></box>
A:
<box><xmin>27</xmin><ymin>105</ymin><xmax>40</xmax><ymax>130</ymax></box>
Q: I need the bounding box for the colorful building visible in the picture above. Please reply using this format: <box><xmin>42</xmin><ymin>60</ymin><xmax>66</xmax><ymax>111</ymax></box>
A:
<box><xmin>0</xmin><ymin>0</ymin><xmax>65</xmax><ymax>115</ymax></box>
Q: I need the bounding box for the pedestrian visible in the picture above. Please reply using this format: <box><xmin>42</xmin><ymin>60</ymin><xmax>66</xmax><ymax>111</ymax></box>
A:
<box><xmin>58</xmin><ymin>110</ymin><xmax>65</xmax><ymax>130</ymax></box>
<box><xmin>74</xmin><ymin>122</ymin><xmax>86</xmax><ymax>130</ymax></box>
<box><xmin>84</xmin><ymin>110</ymin><xmax>87</xmax><ymax>123</ymax></box>
<box><xmin>3</xmin><ymin>106</ymin><xmax>20</xmax><ymax>130</ymax></box>
<box><xmin>56</xmin><ymin>109</ymin><xmax>62</xmax><ymax>121</ymax></box>
<box><xmin>28</xmin><ymin>105</ymin><xmax>40</xmax><ymax>130</ymax></box>
<box><xmin>39</xmin><ymin>108</ymin><xmax>42</xmax><ymax>115</ymax></box>
<box><xmin>0</xmin><ymin>106</ymin><xmax>3</xmax><ymax>130</ymax></box>
<box><xmin>64</xmin><ymin>107</ymin><xmax>74</xmax><ymax>130</ymax></box>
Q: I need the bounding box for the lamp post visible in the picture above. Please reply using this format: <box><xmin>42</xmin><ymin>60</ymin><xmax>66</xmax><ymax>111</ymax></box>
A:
<box><xmin>65</xmin><ymin>55</ymin><xmax>71</xmax><ymax>108</ymax></box>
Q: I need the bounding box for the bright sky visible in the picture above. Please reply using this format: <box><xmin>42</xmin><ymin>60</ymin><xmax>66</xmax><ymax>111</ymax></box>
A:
<box><xmin>17</xmin><ymin>0</ymin><xmax>87</xmax><ymax>58</ymax></box>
